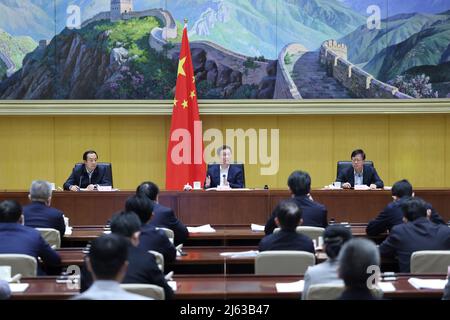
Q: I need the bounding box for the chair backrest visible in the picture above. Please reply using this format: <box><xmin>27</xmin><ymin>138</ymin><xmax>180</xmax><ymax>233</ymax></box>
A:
<box><xmin>305</xmin><ymin>283</ymin><xmax>383</xmax><ymax>300</ymax></box>
<box><xmin>207</xmin><ymin>163</ymin><xmax>245</xmax><ymax>188</ymax></box>
<box><xmin>273</xmin><ymin>226</ymin><xmax>325</xmax><ymax>242</ymax></box>
<box><xmin>410</xmin><ymin>250</ymin><xmax>450</xmax><ymax>274</ymax></box>
<box><xmin>336</xmin><ymin>161</ymin><xmax>374</xmax><ymax>179</ymax></box>
<box><xmin>148</xmin><ymin>250</ymin><xmax>164</xmax><ymax>272</ymax></box>
<box><xmin>75</xmin><ymin>162</ymin><xmax>113</xmax><ymax>187</ymax></box>
<box><xmin>155</xmin><ymin>227</ymin><xmax>174</xmax><ymax>244</ymax></box>
<box><xmin>255</xmin><ymin>251</ymin><xmax>315</xmax><ymax>275</ymax></box>
<box><xmin>0</xmin><ymin>254</ymin><xmax>37</xmax><ymax>277</ymax></box>
<box><xmin>36</xmin><ymin>228</ymin><xmax>61</xmax><ymax>249</ymax></box>
<box><xmin>120</xmin><ymin>283</ymin><xmax>165</xmax><ymax>300</ymax></box>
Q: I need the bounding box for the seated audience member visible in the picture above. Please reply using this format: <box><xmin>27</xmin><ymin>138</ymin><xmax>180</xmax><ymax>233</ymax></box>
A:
<box><xmin>338</xmin><ymin>238</ymin><xmax>381</xmax><ymax>300</ymax></box>
<box><xmin>81</xmin><ymin>212</ymin><xmax>174</xmax><ymax>299</ymax></box>
<box><xmin>258</xmin><ymin>200</ymin><xmax>315</xmax><ymax>253</ymax></box>
<box><xmin>0</xmin><ymin>200</ymin><xmax>61</xmax><ymax>275</ymax></box>
<box><xmin>379</xmin><ymin>197</ymin><xmax>450</xmax><ymax>273</ymax></box>
<box><xmin>302</xmin><ymin>225</ymin><xmax>353</xmax><ymax>299</ymax></box>
<box><xmin>204</xmin><ymin>145</ymin><xmax>244</xmax><ymax>189</ymax></box>
<box><xmin>443</xmin><ymin>279</ymin><xmax>450</xmax><ymax>300</ymax></box>
<box><xmin>136</xmin><ymin>181</ymin><xmax>188</xmax><ymax>245</ymax></box>
<box><xmin>265</xmin><ymin>170</ymin><xmax>327</xmax><ymax>234</ymax></box>
<box><xmin>366</xmin><ymin>179</ymin><xmax>445</xmax><ymax>236</ymax></box>
<box><xmin>336</xmin><ymin>149</ymin><xmax>383</xmax><ymax>189</ymax></box>
<box><xmin>23</xmin><ymin>180</ymin><xmax>66</xmax><ymax>237</ymax></box>
<box><xmin>0</xmin><ymin>280</ymin><xmax>11</xmax><ymax>300</ymax></box>
<box><xmin>74</xmin><ymin>234</ymin><xmax>149</xmax><ymax>300</ymax></box>
<box><xmin>125</xmin><ymin>195</ymin><xmax>176</xmax><ymax>263</ymax></box>
<box><xmin>63</xmin><ymin>150</ymin><xmax>111</xmax><ymax>191</ymax></box>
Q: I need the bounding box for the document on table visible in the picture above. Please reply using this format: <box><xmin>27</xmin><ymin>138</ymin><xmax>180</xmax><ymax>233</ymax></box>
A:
<box><xmin>187</xmin><ymin>224</ymin><xmax>216</xmax><ymax>233</ymax></box>
<box><xmin>64</xmin><ymin>227</ymin><xmax>73</xmax><ymax>236</ymax></box>
<box><xmin>377</xmin><ymin>282</ymin><xmax>396</xmax><ymax>292</ymax></box>
<box><xmin>220</xmin><ymin>250</ymin><xmax>259</xmax><ymax>258</ymax></box>
<box><xmin>250</xmin><ymin>224</ymin><xmax>265</xmax><ymax>232</ymax></box>
<box><xmin>275</xmin><ymin>280</ymin><xmax>304</xmax><ymax>293</ymax></box>
<box><xmin>9</xmin><ymin>283</ymin><xmax>29</xmax><ymax>293</ymax></box>
<box><xmin>168</xmin><ymin>281</ymin><xmax>177</xmax><ymax>292</ymax></box>
<box><xmin>408</xmin><ymin>278</ymin><xmax>447</xmax><ymax>290</ymax></box>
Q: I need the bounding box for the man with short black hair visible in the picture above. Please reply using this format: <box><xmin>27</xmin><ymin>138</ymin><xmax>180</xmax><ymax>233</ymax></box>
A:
<box><xmin>0</xmin><ymin>200</ymin><xmax>60</xmax><ymax>275</ymax></box>
<box><xmin>80</xmin><ymin>212</ymin><xmax>174</xmax><ymax>299</ymax></box>
<box><xmin>23</xmin><ymin>180</ymin><xmax>66</xmax><ymax>237</ymax></box>
<box><xmin>366</xmin><ymin>179</ymin><xmax>444</xmax><ymax>236</ymax></box>
<box><xmin>63</xmin><ymin>150</ymin><xmax>111</xmax><ymax>191</ymax></box>
<box><xmin>336</xmin><ymin>149</ymin><xmax>383</xmax><ymax>189</ymax></box>
<box><xmin>125</xmin><ymin>195</ymin><xmax>176</xmax><ymax>263</ymax></box>
<box><xmin>75</xmin><ymin>234</ymin><xmax>149</xmax><ymax>300</ymax></box>
<box><xmin>379</xmin><ymin>197</ymin><xmax>450</xmax><ymax>272</ymax></box>
<box><xmin>338</xmin><ymin>238</ymin><xmax>380</xmax><ymax>300</ymax></box>
<box><xmin>259</xmin><ymin>200</ymin><xmax>314</xmax><ymax>253</ymax></box>
<box><xmin>264</xmin><ymin>170</ymin><xmax>327</xmax><ymax>234</ymax></box>
<box><xmin>137</xmin><ymin>181</ymin><xmax>188</xmax><ymax>245</ymax></box>
<box><xmin>204</xmin><ymin>145</ymin><xmax>244</xmax><ymax>188</ymax></box>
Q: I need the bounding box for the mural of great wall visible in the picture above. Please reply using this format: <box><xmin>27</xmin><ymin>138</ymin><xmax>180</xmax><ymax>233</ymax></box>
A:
<box><xmin>0</xmin><ymin>0</ymin><xmax>449</xmax><ymax>100</ymax></box>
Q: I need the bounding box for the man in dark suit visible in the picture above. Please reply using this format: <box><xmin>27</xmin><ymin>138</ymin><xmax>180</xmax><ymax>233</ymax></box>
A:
<box><xmin>259</xmin><ymin>200</ymin><xmax>315</xmax><ymax>253</ymax></box>
<box><xmin>80</xmin><ymin>212</ymin><xmax>174</xmax><ymax>299</ymax></box>
<box><xmin>0</xmin><ymin>200</ymin><xmax>61</xmax><ymax>275</ymax></box>
<box><xmin>136</xmin><ymin>181</ymin><xmax>188</xmax><ymax>245</ymax></box>
<box><xmin>204</xmin><ymin>145</ymin><xmax>244</xmax><ymax>189</ymax></box>
<box><xmin>338</xmin><ymin>238</ymin><xmax>380</xmax><ymax>300</ymax></box>
<box><xmin>63</xmin><ymin>150</ymin><xmax>112</xmax><ymax>191</ymax></box>
<box><xmin>366</xmin><ymin>179</ymin><xmax>445</xmax><ymax>236</ymax></box>
<box><xmin>125</xmin><ymin>195</ymin><xmax>177</xmax><ymax>264</ymax></box>
<box><xmin>23</xmin><ymin>180</ymin><xmax>66</xmax><ymax>237</ymax></box>
<box><xmin>265</xmin><ymin>170</ymin><xmax>327</xmax><ymax>234</ymax></box>
<box><xmin>336</xmin><ymin>149</ymin><xmax>383</xmax><ymax>189</ymax></box>
<box><xmin>379</xmin><ymin>197</ymin><xmax>450</xmax><ymax>273</ymax></box>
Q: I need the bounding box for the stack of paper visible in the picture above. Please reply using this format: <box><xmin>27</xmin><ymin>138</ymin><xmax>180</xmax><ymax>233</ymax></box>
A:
<box><xmin>377</xmin><ymin>282</ymin><xmax>396</xmax><ymax>292</ymax></box>
<box><xmin>250</xmin><ymin>224</ymin><xmax>265</xmax><ymax>232</ymax></box>
<box><xmin>187</xmin><ymin>224</ymin><xmax>216</xmax><ymax>233</ymax></box>
<box><xmin>64</xmin><ymin>227</ymin><xmax>73</xmax><ymax>236</ymax></box>
<box><xmin>9</xmin><ymin>283</ymin><xmax>29</xmax><ymax>293</ymax></box>
<box><xmin>408</xmin><ymin>278</ymin><xmax>447</xmax><ymax>290</ymax></box>
<box><xmin>275</xmin><ymin>280</ymin><xmax>304</xmax><ymax>293</ymax></box>
<box><xmin>220</xmin><ymin>250</ymin><xmax>259</xmax><ymax>258</ymax></box>
<box><xmin>168</xmin><ymin>281</ymin><xmax>177</xmax><ymax>291</ymax></box>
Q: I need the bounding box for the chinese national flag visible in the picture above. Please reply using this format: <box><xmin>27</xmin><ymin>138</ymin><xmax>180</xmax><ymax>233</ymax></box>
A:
<box><xmin>165</xmin><ymin>25</ymin><xmax>206</xmax><ymax>190</ymax></box>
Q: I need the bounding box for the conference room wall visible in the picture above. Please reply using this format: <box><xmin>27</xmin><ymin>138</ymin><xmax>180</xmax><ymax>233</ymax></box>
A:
<box><xmin>0</xmin><ymin>114</ymin><xmax>448</xmax><ymax>190</ymax></box>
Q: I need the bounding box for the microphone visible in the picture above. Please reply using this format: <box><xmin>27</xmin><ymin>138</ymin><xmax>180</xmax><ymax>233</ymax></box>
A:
<box><xmin>79</xmin><ymin>175</ymin><xmax>82</xmax><ymax>190</ymax></box>
<box><xmin>222</xmin><ymin>174</ymin><xmax>226</xmax><ymax>186</ymax></box>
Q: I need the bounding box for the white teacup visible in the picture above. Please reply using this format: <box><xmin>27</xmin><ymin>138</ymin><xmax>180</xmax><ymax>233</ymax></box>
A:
<box><xmin>333</xmin><ymin>181</ymin><xmax>341</xmax><ymax>188</ymax></box>
<box><xmin>193</xmin><ymin>181</ymin><xmax>201</xmax><ymax>190</ymax></box>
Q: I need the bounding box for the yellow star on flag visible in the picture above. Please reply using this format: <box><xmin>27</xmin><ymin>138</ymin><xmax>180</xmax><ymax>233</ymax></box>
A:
<box><xmin>177</xmin><ymin>57</ymin><xmax>186</xmax><ymax>77</ymax></box>
<box><xmin>182</xmin><ymin>100</ymin><xmax>188</xmax><ymax>109</ymax></box>
<box><xmin>190</xmin><ymin>90</ymin><xmax>196</xmax><ymax>99</ymax></box>
<box><xmin>173</xmin><ymin>98</ymin><xmax>178</xmax><ymax>107</ymax></box>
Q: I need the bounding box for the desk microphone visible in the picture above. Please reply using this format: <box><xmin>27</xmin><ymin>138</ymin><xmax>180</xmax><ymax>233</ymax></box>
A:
<box><xmin>222</xmin><ymin>174</ymin><xmax>226</xmax><ymax>185</ymax></box>
<box><xmin>79</xmin><ymin>175</ymin><xmax>82</xmax><ymax>190</ymax></box>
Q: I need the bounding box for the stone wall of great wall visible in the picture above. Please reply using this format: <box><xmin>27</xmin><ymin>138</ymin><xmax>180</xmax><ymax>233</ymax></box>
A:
<box><xmin>273</xmin><ymin>43</ymin><xmax>304</xmax><ymax>99</ymax></box>
<box><xmin>320</xmin><ymin>40</ymin><xmax>412</xmax><ymax>99</ymax></box>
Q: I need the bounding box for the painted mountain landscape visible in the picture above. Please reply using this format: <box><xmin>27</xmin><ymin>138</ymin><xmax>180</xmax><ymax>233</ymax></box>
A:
<box><xmin>0</xmin><ymin>0</ymin><xmax>449</xmax><ymax>99</ymax></box>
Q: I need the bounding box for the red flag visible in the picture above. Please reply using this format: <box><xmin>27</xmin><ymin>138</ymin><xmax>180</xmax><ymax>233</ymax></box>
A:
<box><xmin>165</xmin><ymin>25</ymin><xmax>206</xmax><ymax>190</ymax></box>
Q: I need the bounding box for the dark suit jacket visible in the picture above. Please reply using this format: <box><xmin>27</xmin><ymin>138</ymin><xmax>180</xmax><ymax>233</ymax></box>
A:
<box><xmin>258</xmin><ymin>229</ymin><xmax>315</xmax><ymax>253</ymax></box>
<box><xmin>63</xmin><ymin>164</ymin><xmax>112</xmax><ymax>190</ymax></box>
<box><xmin>137</xmin><ymin>224</ymin><xmax>177</xmax><ymax>264</ymax></box>
<box><xmin>205</xmin><ymin>164</ymin><xmax>244</xmax><ymax>188</ymax></box>
<box><xmin>150</xmin><ymin>203</ymin><xmax>189</xmax><ymax>245</ymax></box>
<box><xmin>338</xmin><ymin>287</ymin><xmax>378</xmax><ymax>300</ymax></box>
<box><xmin>366</xmin><ymin>197</ymin><xmax>445</xmax><ymax>236</ymax></box>
<box><xmin>0</xmin><ymin>223</ymin><xmax>61</xmax><ymax>275</ymax></box>
<box><xmin>379</xmin><ymin>217</ymin><xmax>450</xmax><ymax>272</ymax></box>
<box><xmin>80</xmin><ymin>244</ymin><xmax>174</xmax><ymax>299</ymax></box>
<box><xmin>23</xmin><ymin>201</ymin><xmax>66</xmax><ymax>237</ymax></box>
<box><xmin>264</xmin><ymin>195</ymin><xmax>328</xmax><ymax>234</ymax></box>
<box><xmin>336</xmin><ymin>165</ymin><xmax>384</xmax><ymax>188</ymax></box>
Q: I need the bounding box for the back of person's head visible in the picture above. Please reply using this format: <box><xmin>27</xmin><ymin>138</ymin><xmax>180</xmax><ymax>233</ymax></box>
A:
<box><xmin>338</xmin><ymin>238</ymin><xmax>380</xmax><ymax>289</ymax></box>
<box><xmin>88</xmin><ymin>234</ymin><xmax>128</xmax><ymax>280</ymax></box>
<box><xmin>350</xmin><ymin>149</ymin><xmax>366</xmax><ymax>160</ymax></box>
<box><xmin>136</xmin><ymin>181</ymin><xmax>159</xmax><ymax>201</ymax></box>
<box><xmin>401</xmin><ymin>197</ymin><xmax>427</xmax><ymax>222</ymax></box>
<box><xmin>275</xmin><ymin>200</ymin><xmax>302</xmax><ymax>232</ymax></box>
<box><xmin>29</xmin><ymin>180</ymin><xmax>52</xmax><ymax>202</ymax></box>
<box><xmin>0</xmin><ymin>200</ymin><xmax>22</xmax><ymax>223</ymax></box>
<box><xmin>392</xmin><ymin>179</ymin><xmax>413</xmax><ymax>198</ymax></box>
<box><xmin>323</xmin><ymin>225</ymin><xmax>353</xmax><ymax>260</ymax></box>
<box><xmin>83</xmin><ymin>150</ymin><xmax>98</xmax><ymax>161</ymax></box>
<box><xmin>125</xmin><ymin>195</ymin><xmax>154</xmax><ymax>224</ymax></box>
<box><xmin>110</xmin><ymin>212</ymin><xmax>142</xmax><ymax>238</ymax></box>
<box><xmin>287</xmin><ymin>170</ymin><xmax>311</xmax><ymax>196</ymax></box>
